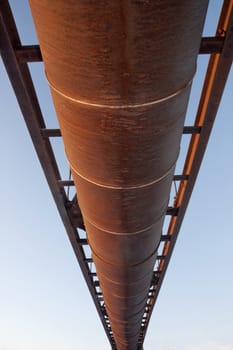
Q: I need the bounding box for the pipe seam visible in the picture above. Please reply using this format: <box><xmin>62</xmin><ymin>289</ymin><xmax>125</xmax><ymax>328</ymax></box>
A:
<box><xmin>97</xmin><ymin>270</ymin><xmax>153</xmax><ymax>288</ymax></box>
<box><xmin>83</xmin><ymin>211</ymin><xmax>165</xmax><ymax>236</ymax></box>
<box><xmin>90</xmin><ymin>243</ymin><xmax>159</xmax><ymax>269</ymax></box>
<box><xmin>48</xmin><ymin>73</ymin><xmax>193</xmax><ymax>109</ymax></box>
<box><xmin>71</xmin><ymin>160</ymin><xmax>175</xmax><ymax>190</ymax></box>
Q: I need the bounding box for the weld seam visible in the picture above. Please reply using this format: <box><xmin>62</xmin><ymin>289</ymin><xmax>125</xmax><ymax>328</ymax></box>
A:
<box><xmin>70</xmin><ymin>161</ymin><xmax>175</xmax><ymax>190</ymax></box>
<box><xmin>82</xmin><ymin>210</ymin><xmax>166</xmax><ymax>236</ymax></box>
<box><xmin>90</xmin><ymin>242</ymin><xmax>159</xmax><ymax>269</ymax></box>
<box><xmin>48</xmin><ymin>75</ymin><xmax>192</xmax><ymax>109</ymax></box>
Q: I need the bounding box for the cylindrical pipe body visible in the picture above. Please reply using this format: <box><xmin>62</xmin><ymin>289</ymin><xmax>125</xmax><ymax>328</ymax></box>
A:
<box><xmin>29</xmin><ymin>1</ymin><xmax>208</xmax><ymax>349</ymax></box>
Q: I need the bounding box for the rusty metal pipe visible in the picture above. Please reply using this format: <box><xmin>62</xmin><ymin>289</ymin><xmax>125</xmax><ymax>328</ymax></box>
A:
<box><xmin>29</xmin><ymin>1</ymin><xmax>208</xmax><ymax>348</ymax></box>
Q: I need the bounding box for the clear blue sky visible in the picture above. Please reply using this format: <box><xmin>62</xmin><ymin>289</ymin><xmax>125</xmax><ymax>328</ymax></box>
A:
<box><xmin>0</xmin><ymin>1</ymin><xmax>232</xmax><ymax>350</ymax></box>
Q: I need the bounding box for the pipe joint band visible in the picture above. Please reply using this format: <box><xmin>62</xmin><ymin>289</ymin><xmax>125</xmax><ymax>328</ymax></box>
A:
<box><xmin>47</xmin><ymin>73</ymin><xmax>193</xmax><ymax>109</ymax></box>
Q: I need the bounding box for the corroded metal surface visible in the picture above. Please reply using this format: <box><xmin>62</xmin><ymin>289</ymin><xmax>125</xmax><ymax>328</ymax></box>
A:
<box><xmin>29</xmin><ymin>1</ymin><xmax>208</xmax><ymax>349</ymax></box>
